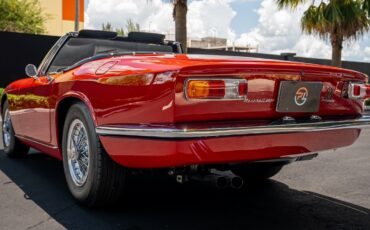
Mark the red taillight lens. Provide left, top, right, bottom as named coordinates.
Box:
left=185, top=79, right=247, bottom=100
left=238, top=82, right=248, bottom=96
left=348, top=82, right=366, bottom=99
left=353, top=84, right=361, bottom=96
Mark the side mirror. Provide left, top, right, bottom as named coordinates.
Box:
left=25, top=64, right=38, bottom=79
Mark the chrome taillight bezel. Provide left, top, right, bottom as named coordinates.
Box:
left=348, top=82, right=366, bottom=99
left=184, top=78, right=248, bottom=101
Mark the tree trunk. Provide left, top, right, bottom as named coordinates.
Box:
left=174, top=0, right=188, bottom=53
left=330, top=33, right=343, bottom=67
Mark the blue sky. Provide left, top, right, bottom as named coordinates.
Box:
left=84, top=0, right=370, bottom=62
left=229, top=1, right=260, bottom=36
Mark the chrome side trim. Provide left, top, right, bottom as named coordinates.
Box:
left=95, top=115, right=370, bottom=139
left=15, top=135, right=59, bottom=150
left=255, top=153, right=318, bottom=163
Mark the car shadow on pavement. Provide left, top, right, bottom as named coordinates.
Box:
left=0, top=152, right=370, bottom=230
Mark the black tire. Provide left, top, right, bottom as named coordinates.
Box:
left=2, top=100, right=29, bottom=157
left=62, top=102, right=127, bottom=207
left=231, top=163, right=284, bottom=182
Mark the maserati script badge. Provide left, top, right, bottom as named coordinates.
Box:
left=294, top=87, right=308, bottom=106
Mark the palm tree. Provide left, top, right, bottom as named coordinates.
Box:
left=148, top=0, right=188, bottom=52
left=277, top=0, right=370, bottom=67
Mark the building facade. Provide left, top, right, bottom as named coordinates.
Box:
left=188, top=37, right=258, bottom=53
left=39, top=0, right=84, bottom=36
left=189, top=37, right=227, bottom=49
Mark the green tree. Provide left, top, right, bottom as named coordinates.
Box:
left=148, top=0, right=188, bottom=52
left=126, top=19, right=140, bottom=33
left=102, top=19, right=140, bottom=37
left=102, top=22, right=113, bottom=31
left=277, top=0, right=370, bottom=67
left=116, top=28, right=125, bottom=36
left=0, top=0, right=45, bottom=34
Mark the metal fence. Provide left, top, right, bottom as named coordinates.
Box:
left=0, top=32, right=58, bottom=87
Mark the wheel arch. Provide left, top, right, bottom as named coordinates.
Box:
left=55, top=92, right=97, bottom=153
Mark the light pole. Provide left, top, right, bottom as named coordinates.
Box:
left=74, top=0, right=80, bottom=31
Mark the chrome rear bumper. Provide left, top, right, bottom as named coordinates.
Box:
left=96, top=115, right=370, bottom=139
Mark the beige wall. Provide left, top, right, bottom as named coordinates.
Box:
left=39, top=0, right=84, bottom=36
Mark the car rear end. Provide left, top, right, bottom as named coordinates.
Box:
left=97, top=56, right=370, bottom=169
left=174, top=59, right=367, bottom=122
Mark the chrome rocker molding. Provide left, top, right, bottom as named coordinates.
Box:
left=95, top=115, right=370, bottom=140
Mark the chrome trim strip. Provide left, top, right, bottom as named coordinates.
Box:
left=255, top=153, right=318, bottom=163
left=348, top=82, right=366, bottom=99
left=15, top=135, right=59, bottom=150
left=95, top=115, right=370, bottom=139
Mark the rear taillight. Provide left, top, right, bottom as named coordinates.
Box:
left=348, top=82, right=367, bottom=99
left=185, top=79, right=247, bottom=100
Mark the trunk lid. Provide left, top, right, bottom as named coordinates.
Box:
left=172, top=55, right=366, bottom=123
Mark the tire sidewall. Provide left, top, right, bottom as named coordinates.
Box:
left=62, top=102, right=99, bottom=203
left=2, top=101, right=16, bottom=155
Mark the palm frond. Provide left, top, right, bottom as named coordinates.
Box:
left=362, top=0, right=370, bottom=15
left=301, top=0, right=370, bottom=41
left=276, top=0, right=309, bottom=10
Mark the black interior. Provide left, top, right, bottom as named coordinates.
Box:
left=48, top=37, right=174, bottom=73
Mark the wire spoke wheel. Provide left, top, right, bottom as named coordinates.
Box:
left=67, top=119, right=90, bottom=187
left=1, top=101, right=29, bottom=157
left=62, top=102, right=127, bottom=207
left=2, top=108, right=12, bottom=148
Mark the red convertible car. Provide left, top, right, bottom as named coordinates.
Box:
left=2, top=30, right=370, bottom=207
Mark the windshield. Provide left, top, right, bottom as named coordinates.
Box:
left=47, top=37, right=174, bottom=73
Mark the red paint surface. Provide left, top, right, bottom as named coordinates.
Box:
left=3, top=54, right=368, bottom=168
left=365, top=85, right=370, bottom=98
left=101, top=129, right=361, bottom=168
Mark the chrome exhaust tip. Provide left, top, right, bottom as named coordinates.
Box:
left=230, top=176, right=243, bottom=189
left=215, top=176, right=228, bottom=189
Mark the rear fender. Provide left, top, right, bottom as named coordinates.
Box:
left=55, top=91, right=97, bottom=157
left=56, top=91, right=97, bottom=126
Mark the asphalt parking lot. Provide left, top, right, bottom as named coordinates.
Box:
left=0, top=129, right=370, bottom=230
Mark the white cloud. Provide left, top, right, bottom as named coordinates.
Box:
left=85, top=0, right=237, bottom=41
left=85, top=0, right=173, bottom=34
left=342, top=41, right=362, bottom=60
left=364, top=47, right=370, bottom=61
left=235, top=0, right=332, bottom=58
left=292, top=36, right=331, bottom=59
left=187, top=0, right=236, bottom=41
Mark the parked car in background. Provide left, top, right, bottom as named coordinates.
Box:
left=2, top=30, right=370, bottom=207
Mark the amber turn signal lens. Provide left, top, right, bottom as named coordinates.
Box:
left=185, top=79, right=247, bottom=100
left=187, top=80, right=225, bottom=99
